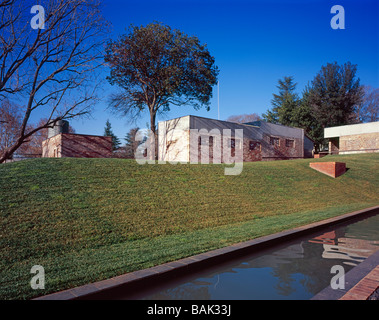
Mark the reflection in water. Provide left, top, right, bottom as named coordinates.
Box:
left=126, top=213, right=379, bottom=300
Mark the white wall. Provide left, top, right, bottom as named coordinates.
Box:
left=158, top=116, right=190, bottom=162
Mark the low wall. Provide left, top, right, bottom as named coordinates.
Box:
left=309, top=162, right=346, bottom=178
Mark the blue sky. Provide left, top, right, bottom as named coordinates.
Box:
left=66, top=0, right=378, bottom=141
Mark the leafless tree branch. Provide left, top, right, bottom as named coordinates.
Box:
left=0, top=0, right=109, bottom=163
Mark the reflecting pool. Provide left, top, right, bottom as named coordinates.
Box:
left=120, top=211, right=379, bottom=300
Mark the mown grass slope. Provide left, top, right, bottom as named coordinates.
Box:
left=0, top=153, right=378, bottom=299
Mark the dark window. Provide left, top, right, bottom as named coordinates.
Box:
left=286, top=139, right=294, bottom=148
left=249, top=141, right=261, bottom=151
left=199, top=136, right=213, bottom=146
left=229, top=138, right=236, bottom=149
left=270, top=137, right=280, bottom=146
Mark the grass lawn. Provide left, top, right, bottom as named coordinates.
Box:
left=1, top=153, right=378, bottom=299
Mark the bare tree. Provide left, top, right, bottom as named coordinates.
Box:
left=226, top=113, right=261, bottom=124
left=0, top=99, right=22, bottom=159
left=355, top=86, right=379, bottom=123
left=0, top=0, right=109, bottom=163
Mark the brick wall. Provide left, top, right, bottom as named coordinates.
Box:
left=309, top=162, right=346, bottom=178
left=42, top=133, right=112, bottom=158
left=314, top=153, right=328, bottom=159
left=261, top=133, right=303, bottom=160
left=242, top=138, right=262, bottom=162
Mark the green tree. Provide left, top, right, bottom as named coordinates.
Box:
left=263, top=76, right=299, bottom=126
left=104, top=119, right=121, bottom=150
left=104, top=22, right=219, bottom=159
left=226, top=113, right=261, bottom=124
left=124, top=127, right=141, bottom=159
left=308, top=62, right=363, bottom=128
left=263, top=77, right=325, bottom=151
left=293, top=86, right=324, bottom=151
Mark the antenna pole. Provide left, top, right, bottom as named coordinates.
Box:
left=217, top=81, right=220, bottom=120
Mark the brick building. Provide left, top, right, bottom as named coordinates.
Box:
left=42, top=120, right=112, bottom=158
left=324, top=121, right=379, bottom=155
left=158, top=115, right=314, bottom=163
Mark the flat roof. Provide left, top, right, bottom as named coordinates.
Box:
left=158, top=114, right=260, bottom=128
left=324, top=121, right=379, bottom=138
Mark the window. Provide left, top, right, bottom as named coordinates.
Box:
left=249, top=141, right=261, bottom=151
left=209, top=136, right=214, bottom=146
left=229, top=138, right=236, bottom=149
left=199, top=136, right=214, bottom=146
left=228, top=138, right=241, bottom=149
left=285, top=139, right=294, bottom=148
left=270, top=137, right=280, bottom=146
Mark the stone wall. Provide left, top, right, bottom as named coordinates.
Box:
left=339, top=132, right=379, bottom=154
left=42, top=134, right=62, bottom=157
left=188, top=132, right=303, bottom=163
left=158, top=116, right=312, bottom=163
left=329, top=138, right=340, bottom=155
left=42, top=133, right=112, bottom=158
left=191, top=136, right=262, bottom=163
left=184, top=132, right=304, bottom=163
left=158, top=116, right=190, bottom=162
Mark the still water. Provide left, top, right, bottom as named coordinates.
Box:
left=124, top=212, right=379, bottom=300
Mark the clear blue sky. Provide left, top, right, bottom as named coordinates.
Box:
left=66, top=0, right=379, bottom=141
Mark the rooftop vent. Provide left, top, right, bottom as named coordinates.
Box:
left=47, top=120, right=69, bottom=138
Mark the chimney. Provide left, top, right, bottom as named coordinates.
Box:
left=47, top=120, right=69, bottom=138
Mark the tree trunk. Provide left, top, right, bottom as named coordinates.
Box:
left=0, top=150, right=11, bottom=163
left=0, top=138, right=24, bottom=163
left=150, top=110, right=158, bottom=161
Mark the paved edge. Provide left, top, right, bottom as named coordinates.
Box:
left=340, top=264, right=379, bottom=300
left=33, top=205, right=379, bottom=300
left=312, top=249, right=379, bottom=300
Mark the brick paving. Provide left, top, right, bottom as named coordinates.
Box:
left=339, top=265, right=379, bottom=300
